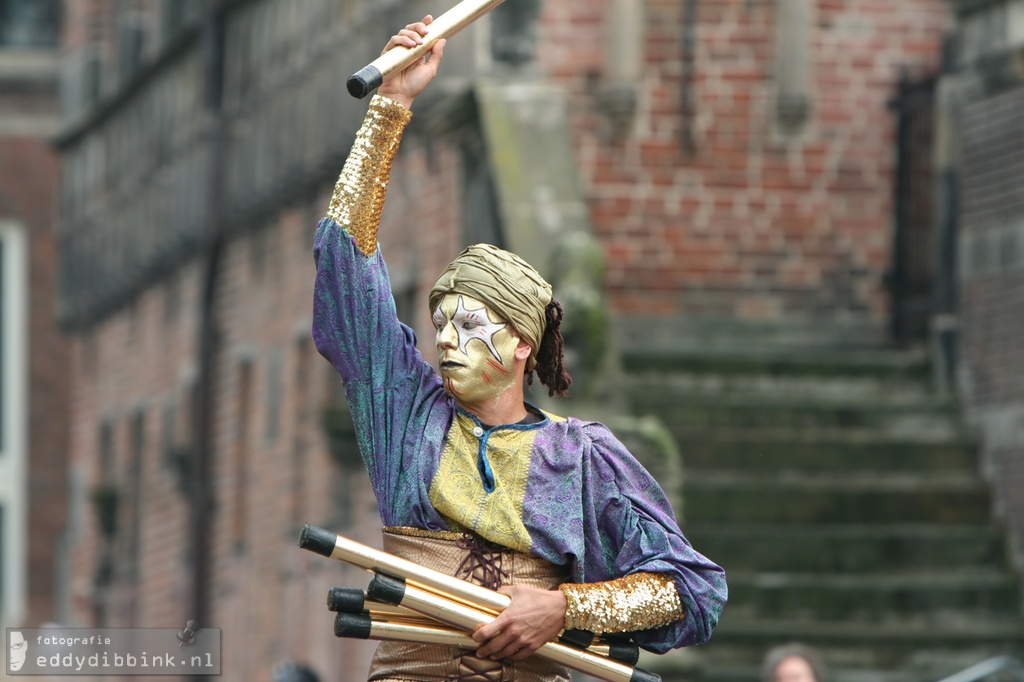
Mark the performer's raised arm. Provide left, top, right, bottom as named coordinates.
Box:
left=312, top=17, right=446, bottom=381
left=325, top=19, right=445, bottom=257
left=311, top=20, right=450, bottom=511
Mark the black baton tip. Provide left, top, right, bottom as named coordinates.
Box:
left=327, top=587, right=366, bottom=613
left=334, top=612, right=373, bottom=639
left=558, top=629, right=594, bottom=649
left=347, top=65, right=384, bottom=99
left=608, top=641, right=641, bottom=667
left=298, top=524, right=337, bottom=558
left=629, top=668, right=662, bottom=682
left=366, top=573, right=407, bottom=606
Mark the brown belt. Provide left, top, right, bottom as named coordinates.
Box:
left=367, top=527, right=571, bottom=682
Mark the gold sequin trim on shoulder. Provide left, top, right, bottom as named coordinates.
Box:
left=326, top=94, right=412, bottom=256
left=382, top=526, right=468, bottom=541
left=559, top=572, right=684, bottom=634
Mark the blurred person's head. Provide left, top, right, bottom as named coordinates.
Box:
left=272, top=662, right=319, bottom=682
left=761, top=643, right=825, bottom=682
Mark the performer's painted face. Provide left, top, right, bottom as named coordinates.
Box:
left=433, top=294, right=520, bottom=403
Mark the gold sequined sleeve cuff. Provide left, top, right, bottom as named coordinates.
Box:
left=559, top=572, right=684, bottom=635
left=325, top=94, right=413, bottom=256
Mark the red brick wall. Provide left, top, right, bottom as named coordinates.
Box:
left=538, top=0, right=950, bottom=324
left=0, top=131, right=68, bottom=626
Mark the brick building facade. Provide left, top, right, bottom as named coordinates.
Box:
left=52, top=0, right=961, bottom=680
left=0, top=0, right=69, bottom=634
left=548, top=0, right=950, bottom=352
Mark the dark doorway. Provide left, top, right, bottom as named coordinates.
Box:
left=890, top=73, right=940, bottom=345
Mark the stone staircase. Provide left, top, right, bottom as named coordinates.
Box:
left=619, top=350, right=1024, bottom=682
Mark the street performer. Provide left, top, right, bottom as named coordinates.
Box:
left=312, top=17, right=727, bottom=682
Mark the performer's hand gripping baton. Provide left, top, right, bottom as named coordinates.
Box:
left=310, top=528, right=616, bottom=649
left=298, top=525, right=660, bottom=682
left=327, top=586, right=641, bottom=665
left=347, top=0, right=507, bottom=98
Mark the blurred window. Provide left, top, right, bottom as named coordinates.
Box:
left=0, top=0, right=59, bottom=48
left=265, top=350, right=282, bottom=443
left=60, top=48, right=101, bottom=121
left=118, top=23, right=147, bottom=83
left=161, top=400, right=177, bottom=471
left=162, top=0, right=204, bottom=40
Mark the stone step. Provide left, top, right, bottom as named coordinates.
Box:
left=625, top=370, right=939, bottom=403
left=619, top=351, right=1024, bottom=682
left=622, top=348, right=932, bottom=383
left=673, top=430, right=978, bottom=474
left=684, top=523, right=1011, bottom=574
left=628, top=393, right=964, bottom=435
left=685, top=474, right=991, bottom=524
left=723, top=571, right=1021, bottom=623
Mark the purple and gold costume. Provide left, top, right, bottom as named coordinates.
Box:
left=311, top=96, right=726, bottom=667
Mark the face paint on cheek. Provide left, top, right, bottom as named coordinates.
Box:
left=486, top=358, right=511, bottom=376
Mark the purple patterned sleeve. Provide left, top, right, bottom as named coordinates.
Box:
left=579, top=423, right=727, bottom=651
left=311, top=218, right=451, bottom=527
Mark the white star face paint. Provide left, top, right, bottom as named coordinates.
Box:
left=433, top=294, right=520, bottom=404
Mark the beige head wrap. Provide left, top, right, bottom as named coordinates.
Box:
left=429, top=244, right=552, bottom=370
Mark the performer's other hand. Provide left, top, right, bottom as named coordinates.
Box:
left=472, top=585, right=567, bottom=661
left=378, top=16, right=446, bottom=110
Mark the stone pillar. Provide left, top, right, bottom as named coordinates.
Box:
left=774, top=0, right=812, bottom=131
left=599, top=0, right=645, bottom=136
